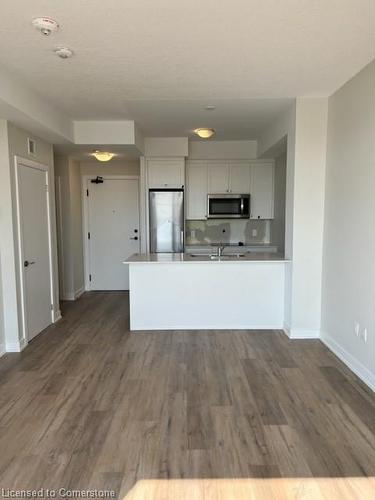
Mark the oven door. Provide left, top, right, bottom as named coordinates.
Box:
left=207, top=194, right=250, bottom=219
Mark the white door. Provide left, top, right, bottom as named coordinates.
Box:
left=87, top=178, right=140, bottom=290
left=208, top=164, right=230, bottom=193
left=18, top=163, right=53, bottom=341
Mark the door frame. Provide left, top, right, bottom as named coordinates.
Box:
left=14, top=156, right=56, bottom=343
left=82, top=175, right=141, bottom=291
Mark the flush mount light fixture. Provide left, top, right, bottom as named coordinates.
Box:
left=194, top=128, right=215, bottom=139
left=92, top=150, right=115, bottom=162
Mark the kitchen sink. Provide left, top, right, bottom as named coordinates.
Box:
left=188, top=253, right=245, bottom=259
left=210, top=254, right=245, bottom=260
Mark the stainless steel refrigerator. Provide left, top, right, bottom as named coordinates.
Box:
left=149, top=189, right=184, bottom=253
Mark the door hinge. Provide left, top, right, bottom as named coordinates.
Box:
left=86, top=189, right=89, bottom=197
left=50, top=304, right=54, bottom=311
left=89, top=274, right=92, bottom=282
left=88, top=232, right=91, bottom=240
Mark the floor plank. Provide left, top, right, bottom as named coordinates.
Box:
left=0, top=291, right=374, bottom=500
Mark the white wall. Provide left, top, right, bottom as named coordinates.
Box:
left=0, top=121, right=58, bottom=351
left=0, top=252, right=5, bottom=355
left=70, top=160, right=84, bottom=293
left=80, top=160, right=139, bottom=176
left=321, top=61, right=375, bottom=389
left=290, top=99, right=328, bottom=337
left=258, top=99, right=328, bottom=338
left=55, top=156, right=73, bottom=298
left=144, top=137, right=188, bottom=157
left=271, top=152, right=286, bottom=252
left=55, top=157, right=85, bottom=300
left=188, top=140, right=257, bottom=160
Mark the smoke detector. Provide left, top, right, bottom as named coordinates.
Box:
left=54, top=47, right=74, bottom=59
left=32, top=17, right=59, bottom=36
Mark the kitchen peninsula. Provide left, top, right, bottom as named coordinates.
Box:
left=125, top=252, right=288, bottom=331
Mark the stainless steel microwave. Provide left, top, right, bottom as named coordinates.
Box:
left=207, top=193, right=250, bottom=219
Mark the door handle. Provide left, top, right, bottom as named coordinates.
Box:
left=24, top=260, right=35, bottom=267
left=130, top=236, right=138, bottom=241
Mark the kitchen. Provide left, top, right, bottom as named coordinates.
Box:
left=126, top=137, right=288, bottom=331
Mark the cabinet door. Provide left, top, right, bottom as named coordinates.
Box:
left=229, top=163, right=251, bottom=193
left=251, top=163, right=274, bottom=219
left=208, top=164, right=230, bottom=193
left=148, top=160, right=185, bottom=188
left=186, top=163, right=208, bottom=220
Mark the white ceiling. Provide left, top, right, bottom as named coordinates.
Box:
left=0, top=1, right=375, bottom=139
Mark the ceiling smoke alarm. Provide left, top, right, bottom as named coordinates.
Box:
left=54, top=47, right=74, bottom=59
left=32, top=17, right=59, bottom=36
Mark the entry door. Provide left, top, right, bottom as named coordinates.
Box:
left=18, top=163, right=53, bottom=341
left=87, top=178, right=140, bottom=290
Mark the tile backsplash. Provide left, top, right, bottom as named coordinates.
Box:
left=186, top=219, right=271, bottom=245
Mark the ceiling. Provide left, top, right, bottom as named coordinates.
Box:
left=0, top=1, right=375, bottom=139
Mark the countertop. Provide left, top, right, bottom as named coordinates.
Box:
left=125, top=252, right=289, bottom=264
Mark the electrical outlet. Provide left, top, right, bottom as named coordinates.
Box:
left=252, top=229, right=257, bottom=237
left=354, top=322, right=360, bottom=337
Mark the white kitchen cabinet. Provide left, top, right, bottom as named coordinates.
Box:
left=229, top=162, right=251, bottom=193
left=208, top=164, right=230, bottom=193
left=250, top=163, right=274, bottom=219
left=147, top=159, right=185, bottom=188
left=186, top=162, right=208, bottom=220
left=208, top=162, right=251, bottom=194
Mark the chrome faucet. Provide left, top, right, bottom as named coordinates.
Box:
left=217, top=243, right=226, bottom=257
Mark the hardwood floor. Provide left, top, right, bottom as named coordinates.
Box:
left=0, top=291, right=374, bottom=499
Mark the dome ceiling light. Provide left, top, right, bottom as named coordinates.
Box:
left=194, top=128, right=215, bottom=139
left=92, top=150, right=115, bottom=162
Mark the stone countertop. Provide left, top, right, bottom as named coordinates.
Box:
left=125, top=252, right=289, bottom=264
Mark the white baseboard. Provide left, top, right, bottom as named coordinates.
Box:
left=54, top=309, right=62, bottom=322
left=6, top=337, right=28, bottom=353
left=283, top=323, right=320, bottom=339
left=74, top=287, right=85, bottom=299
left=62, top=286, right=85, bottom=301
left=321, top=331, right=375, bottom=393
left=130, top=324, right=284, bottom=331
left=0, top=343, right=6, bottom=357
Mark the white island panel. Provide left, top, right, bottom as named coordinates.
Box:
left=129, top=262, right=286, bottom=330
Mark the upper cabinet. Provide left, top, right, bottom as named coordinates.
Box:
left=147, top=159, right=185, bottom=188
left=185, top=160, right=274, bottom=220
left=250, top=162, right=274, bottom=219
left=207, top=163, right=230, bottom=193
left=228, top=162, right=251, bottom=193
left=186, top=162, right=208, bottom=220
left=207, top=162, right=250, bottom=194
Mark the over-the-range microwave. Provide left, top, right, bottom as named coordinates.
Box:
left=207, top=193, right=250, bottom=219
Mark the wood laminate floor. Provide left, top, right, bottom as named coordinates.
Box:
left=0, top=292, right=374, bottom=499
